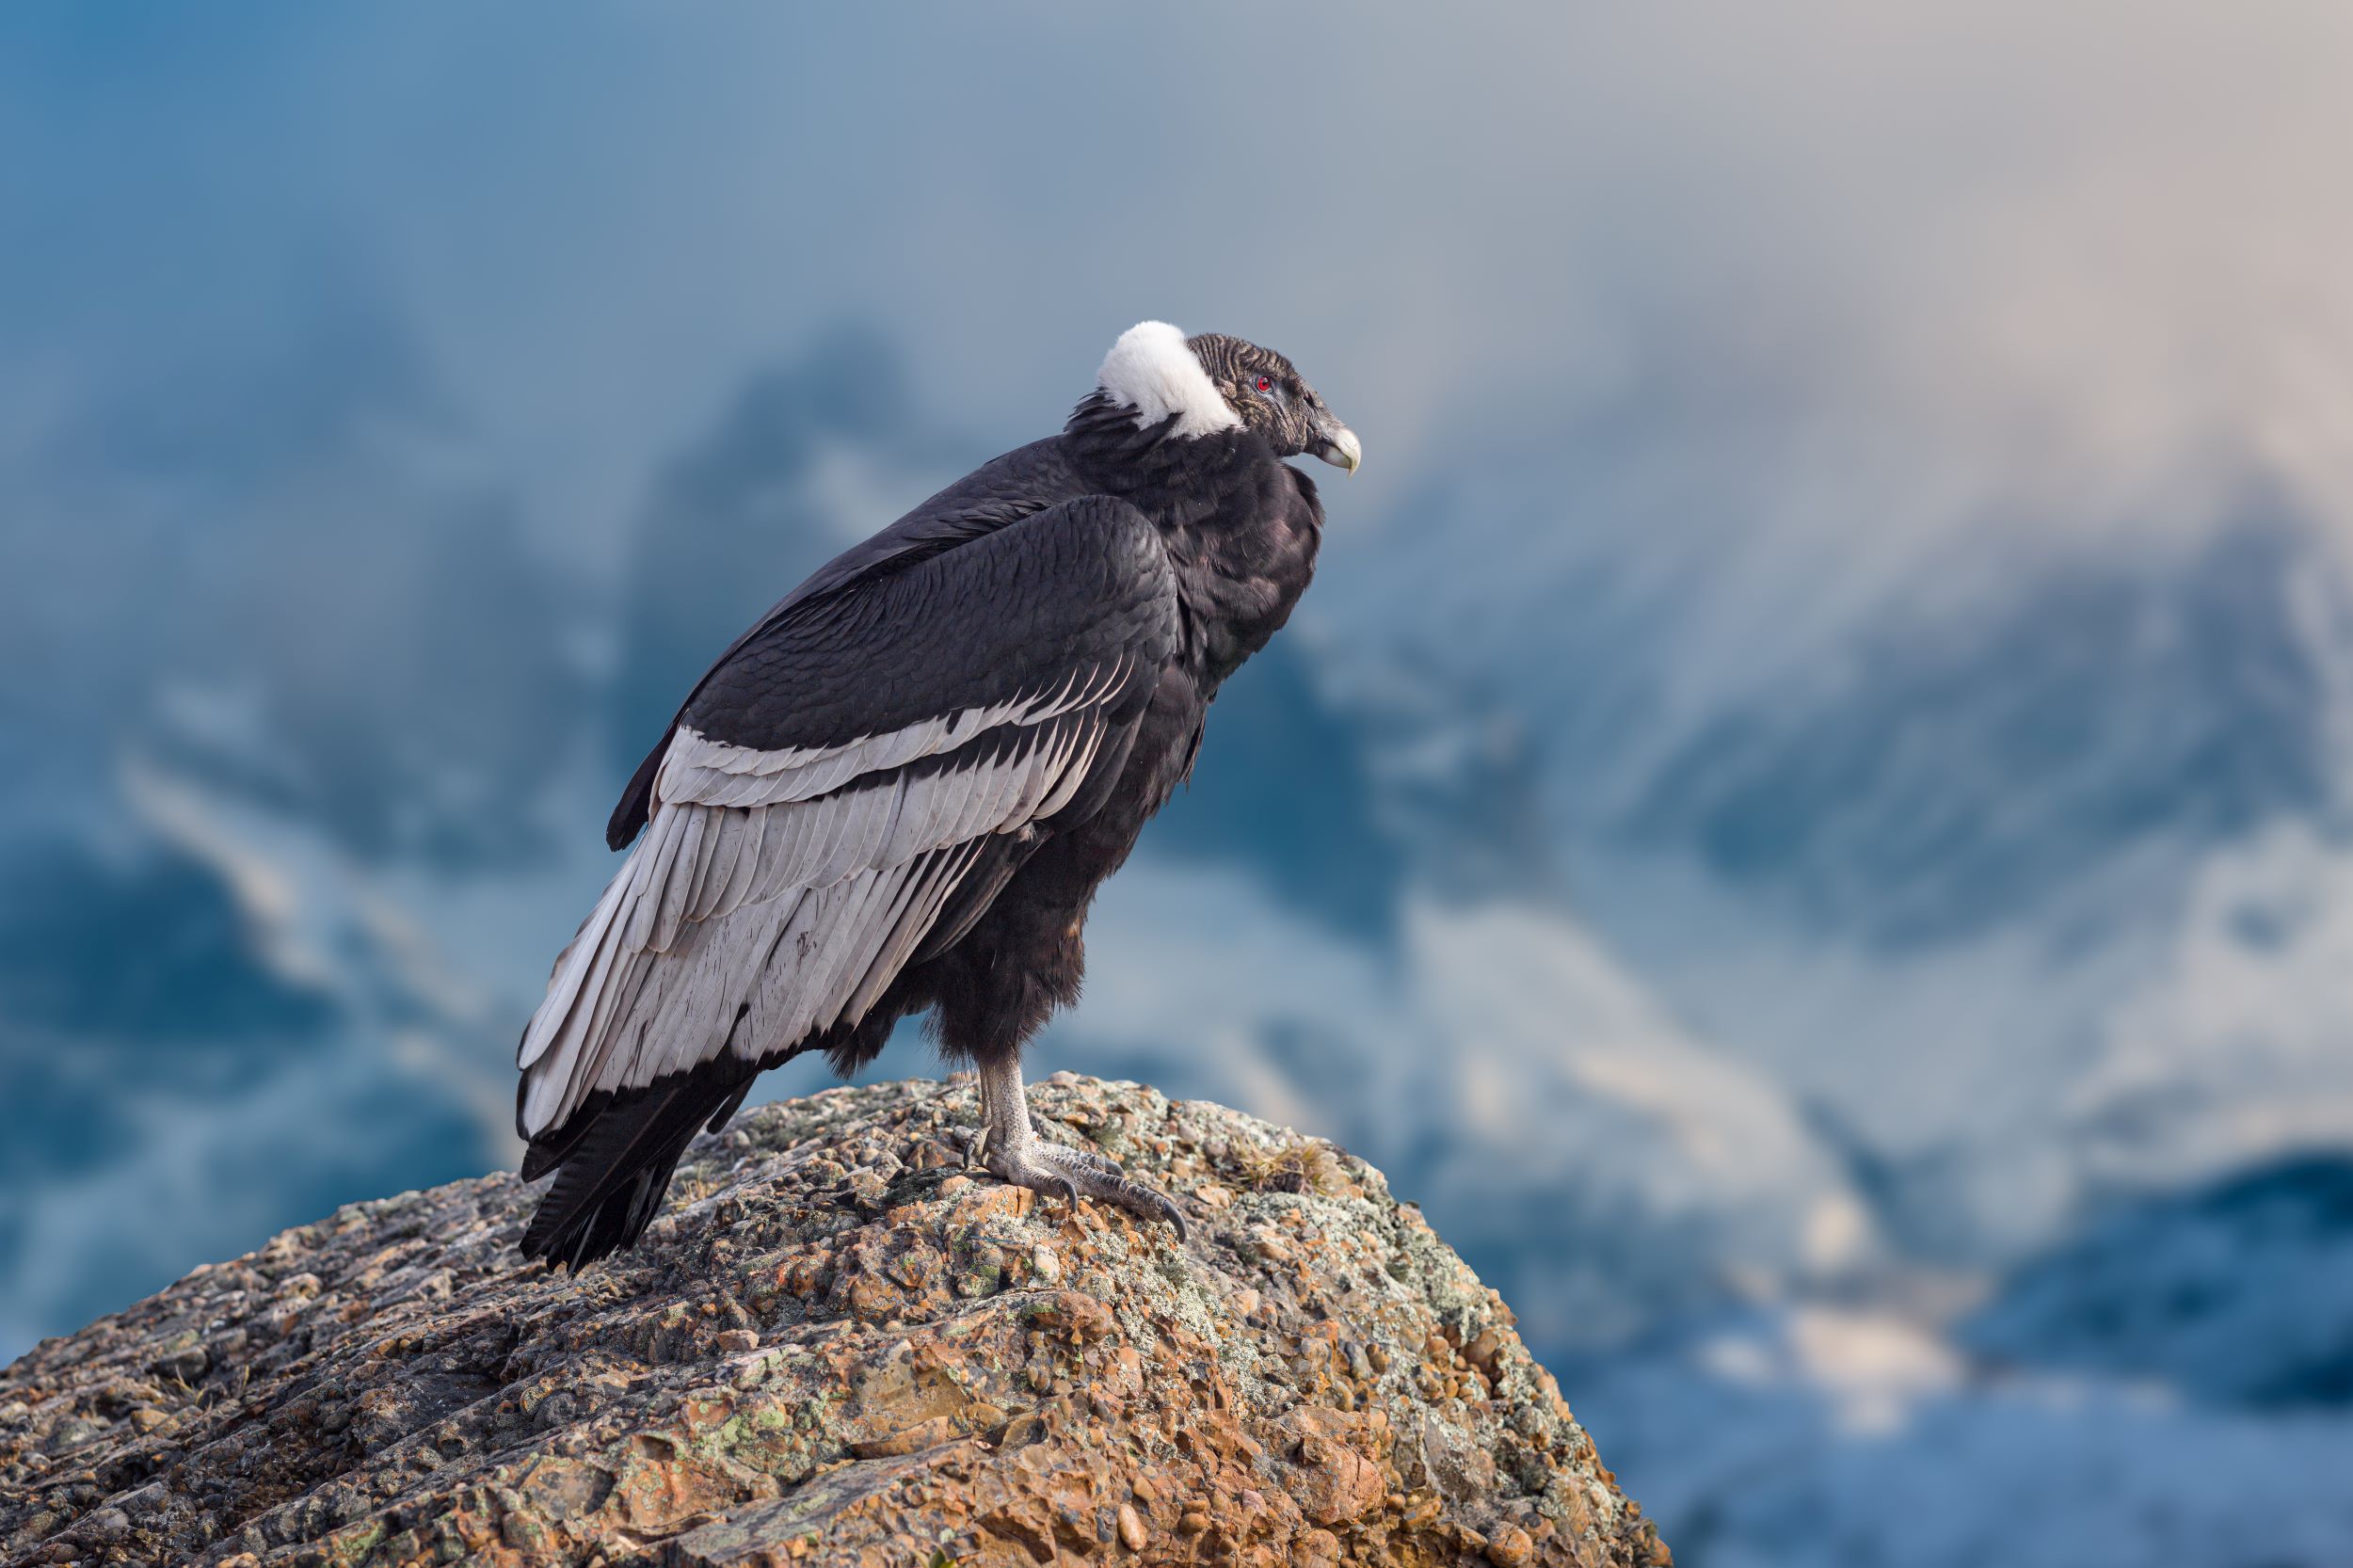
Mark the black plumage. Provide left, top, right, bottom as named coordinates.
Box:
left=516, top=322, right=1358, bottom=1267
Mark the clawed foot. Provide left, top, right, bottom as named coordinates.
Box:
left=957, top=1125, right=1188, bottom=1242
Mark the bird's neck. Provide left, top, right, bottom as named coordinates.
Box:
left=1061, top=394, right=1318, bottom=686
left=1062, top=393, right=1266, bottom=521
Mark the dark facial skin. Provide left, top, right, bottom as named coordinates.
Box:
left=1186, top=332, right=1361, bottom=472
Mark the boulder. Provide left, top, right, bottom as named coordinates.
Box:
left=0, top=1075, right=1667, bottom=1567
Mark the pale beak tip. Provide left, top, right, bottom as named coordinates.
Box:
left=1318, top=426, right=1363, bottom=474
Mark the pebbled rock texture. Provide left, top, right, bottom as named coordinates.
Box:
left=1, top=1074, right=1668, bottom=1568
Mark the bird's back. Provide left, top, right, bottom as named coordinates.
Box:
left=607, top=438, right=1091, bottom=850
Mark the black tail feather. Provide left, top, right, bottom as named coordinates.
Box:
left=519, top=1069, right=751, bottom=1271
left=519, top=1072, right=600, bottom=1182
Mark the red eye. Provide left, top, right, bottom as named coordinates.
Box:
left=1256, top=376, right=1273, bottom=392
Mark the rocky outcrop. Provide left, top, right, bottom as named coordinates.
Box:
left=1, top=1074, right=1668, bottom=1567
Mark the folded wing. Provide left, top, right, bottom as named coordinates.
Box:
left=515, top=496, right=1177, bottom=1194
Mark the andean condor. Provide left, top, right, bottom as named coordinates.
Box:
left=515, top=321, right=1360, bottom=1269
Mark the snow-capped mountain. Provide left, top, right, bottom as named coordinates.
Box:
left=1966, top=1154, right=2353, bottom=1408
left=1327, top=425, right=2353, bottom=1250
left=1568, top=1302, right=2353, bottom=1568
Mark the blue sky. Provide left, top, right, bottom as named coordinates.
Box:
left=9, top=3, right=2348, bottom=587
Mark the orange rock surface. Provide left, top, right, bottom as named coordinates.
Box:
left=1, top=1075, right=1668, bottom=1567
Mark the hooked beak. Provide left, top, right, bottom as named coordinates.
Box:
left=1311, top=419, right=1362, bottom=474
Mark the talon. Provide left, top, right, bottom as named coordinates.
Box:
left=965, top=1126, right=989, bottom=1170
left=1154, top=1193, right=1189, bottom=1242
left=1054, top=1176, right=1080, bottom=1209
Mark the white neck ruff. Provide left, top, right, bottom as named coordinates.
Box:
left=1096, top=321, right=1242, bottom=438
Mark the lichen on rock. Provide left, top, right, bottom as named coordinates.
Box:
left=0, top=1074, right=1669, bottom=1567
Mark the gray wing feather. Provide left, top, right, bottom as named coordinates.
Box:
left=517, top=703, right=1127, bottom=1138
left=710, top=808, right=767, bottom=920
left=521, top=495, right=1181, bottom=1143
left=844, top=838, right=983, bottom=1021
left=652, top=807, right=706, bottom=952
left=655, top=680, right=1106, bottom=811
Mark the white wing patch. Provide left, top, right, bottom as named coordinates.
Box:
left=657, top=655, right=1127, bottom=808
left=516, top=690, right=1120, bottom=1140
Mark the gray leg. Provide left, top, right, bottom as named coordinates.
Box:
left=966, top=1055, right=1187, bottom=1240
